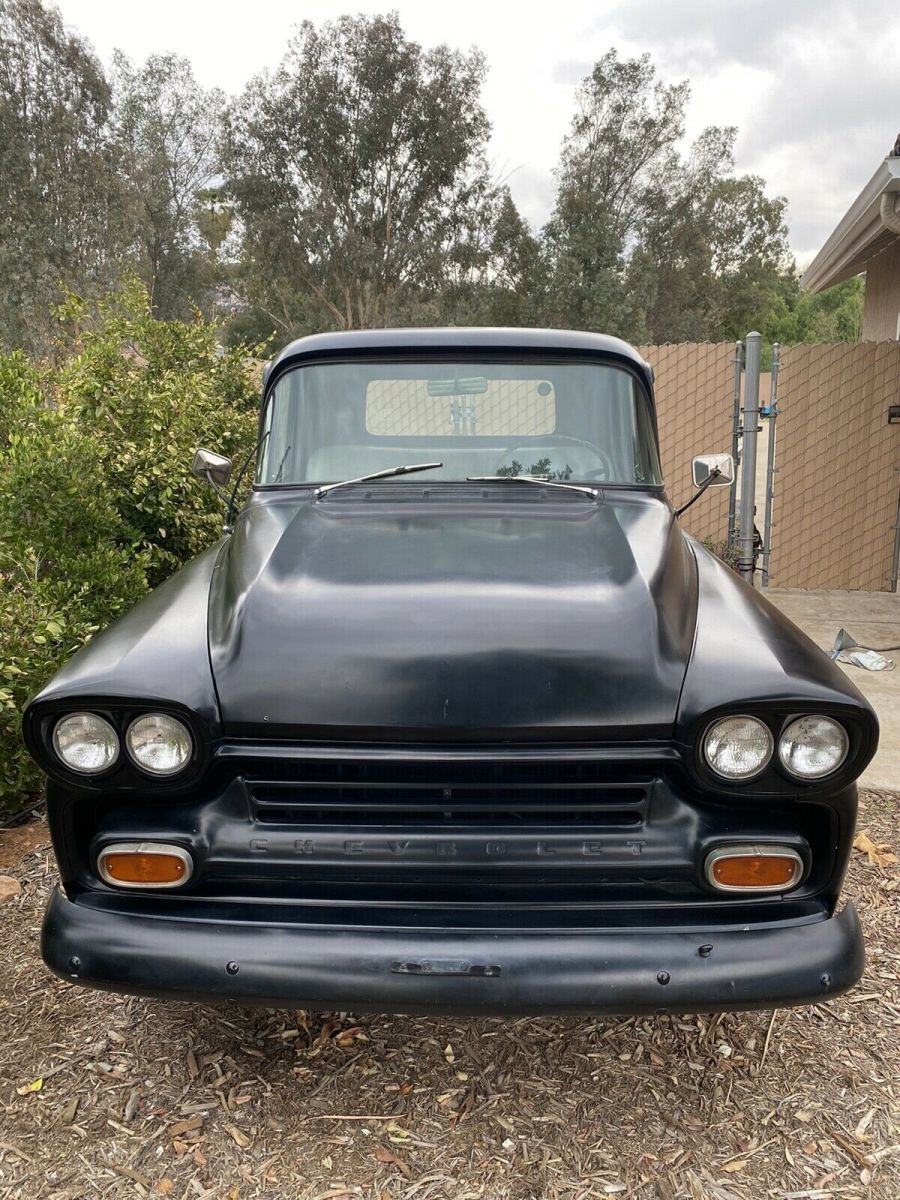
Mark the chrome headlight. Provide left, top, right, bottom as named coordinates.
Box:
left=125, top=713, right=193, bottom=776
left=52, top=713, right=120, bottom=775
left=703, top=715, right=773, bottom=781
left=779, top=715, right=848, bottom=779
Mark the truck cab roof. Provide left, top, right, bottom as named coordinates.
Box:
left=267, top=327, right=654, bottom=390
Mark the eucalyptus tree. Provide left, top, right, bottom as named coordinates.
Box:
left=631, top=125, right=791, bottom=342
left=542, top=49, right=689, bottom=339
left=0, top=0, right=125, bottom=351
left=222, top=12, right=495, bottom=336
left=544, top=49, right=791, bottom=343
left=111, top=51, right=226, bottom=319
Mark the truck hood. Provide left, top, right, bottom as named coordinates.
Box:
left=208, top=491, right=697, bottom=741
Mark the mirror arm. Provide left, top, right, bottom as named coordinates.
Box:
left=675, top=468, right=721, bottom=518
left=227, top=429, right=270, bottom=517
left=205, top=469, right=237, bottom=532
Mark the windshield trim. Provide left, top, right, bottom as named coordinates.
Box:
left=256, top=352, right=662, bottom=490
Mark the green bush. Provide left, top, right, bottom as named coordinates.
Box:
left=0, top=282, right=261, bottom=815
left=700, top=534, right=741, bottom=571
left=56, top=281, right=262, bottom=584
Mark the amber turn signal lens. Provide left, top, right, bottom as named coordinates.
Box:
left=97, top=843, right=192, bottom=889
left=706, top=845, right=802, bottom=892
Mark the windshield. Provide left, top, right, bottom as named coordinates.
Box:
left=257, top=359, right=661, bottom=487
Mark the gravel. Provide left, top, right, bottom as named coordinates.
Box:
left=1, top=790, right=897, bottom=1200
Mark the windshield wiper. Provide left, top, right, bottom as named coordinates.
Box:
left=466, top=475, right=598, bottom=499
left=315, top=461, right=443, bottom=500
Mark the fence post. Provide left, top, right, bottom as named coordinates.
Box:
left=726, top=340, right=743, bottom=552
left=738, top=331, right=762, bottom=583
left=761, top=342, right=780, bottom=587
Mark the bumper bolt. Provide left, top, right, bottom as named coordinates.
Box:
left=68, top=956, right=81, bottom=973
left=226, top=961, right=240, bottom=976
left=657, top=970, right=671, bottom=986
left=820, top=972, right=832, bottom=988
left=698, top=944, right=713, bottom=957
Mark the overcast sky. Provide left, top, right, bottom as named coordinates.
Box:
left=58, top=0, right=900, bottom=264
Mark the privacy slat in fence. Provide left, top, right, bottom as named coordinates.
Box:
left=638, top=342, right=736, bottom=544
left=771, top=341, right=900, bottom=591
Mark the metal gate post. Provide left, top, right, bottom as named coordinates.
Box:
left=761, top=343, right=780, bottom=587
left=726, top=340, right=743, bottom=552
left=738, top=332, right=762, bottom=583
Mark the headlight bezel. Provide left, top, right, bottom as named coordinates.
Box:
left=34, top=701, right=206, bottom=789
left=693, top=704, right=863, bottom=791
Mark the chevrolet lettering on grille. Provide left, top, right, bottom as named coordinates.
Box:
left=247, top=836, right=648, bottom=863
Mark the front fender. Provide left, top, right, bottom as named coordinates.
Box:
left=23, top=542, right=225, bottom=743
left=676, top=541, right=878, bottom=782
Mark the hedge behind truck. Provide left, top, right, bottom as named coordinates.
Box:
left=0, top=284, right=260, bottom=815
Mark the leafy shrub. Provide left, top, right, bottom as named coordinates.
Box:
left=700, top=534, right=741, bottom=571
left=0, top=282, right=261, bottom=814
left=56, top=281, right=261, bottom=584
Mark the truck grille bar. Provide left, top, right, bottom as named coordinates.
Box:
left=245, top=758, right=650, bottom=829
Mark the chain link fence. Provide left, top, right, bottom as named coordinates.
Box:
left=637, top=342, right=736, bottom=543
left=768, top=341, right=900, bottom=591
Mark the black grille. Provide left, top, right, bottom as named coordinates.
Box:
left=220, top=758, right=663, bottom=908
left=246, top=758, right=649, bottom=829
left=252, top=797, right=643, bottom=827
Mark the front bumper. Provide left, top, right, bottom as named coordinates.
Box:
left=42, top=888, right=864, bottom=1015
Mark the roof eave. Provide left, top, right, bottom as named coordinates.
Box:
left=801, top=158, right=900, bottom=294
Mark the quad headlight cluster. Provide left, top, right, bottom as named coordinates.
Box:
left=703, top=713, right=849, bottom=782
left=51, top=711, right=194, bottom=777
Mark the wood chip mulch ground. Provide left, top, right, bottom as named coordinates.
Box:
left=1, top=790, right=897, bottom=1200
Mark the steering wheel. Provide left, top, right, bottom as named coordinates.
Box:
left=494, top=435, right=614, bottom=483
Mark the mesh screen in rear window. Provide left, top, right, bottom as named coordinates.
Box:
left=365, top=378, right=556, bottom=436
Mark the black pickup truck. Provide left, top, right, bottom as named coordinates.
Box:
left=25, top=328, right=877, bottom=1015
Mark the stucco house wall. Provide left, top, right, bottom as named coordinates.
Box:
left=862, top=237, right=900, bottom=340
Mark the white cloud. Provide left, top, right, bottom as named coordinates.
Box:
left=54, top=0, right=900, bottom=255
left=590, top=0, right=900, bottom=257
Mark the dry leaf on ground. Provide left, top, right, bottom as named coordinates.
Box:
left=854, top=831, right=898, bottom=868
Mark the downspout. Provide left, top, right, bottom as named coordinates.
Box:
left=880, top=191, right=900, bottom=234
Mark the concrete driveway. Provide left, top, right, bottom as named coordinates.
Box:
left=765, top=587, right=900, bottom=791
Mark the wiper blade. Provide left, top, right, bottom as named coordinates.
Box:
left=466, top=475, right=598, bottom=499
left=315, top=461, right=443, bottom=499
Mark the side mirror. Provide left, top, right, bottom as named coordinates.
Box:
left=191, top=448, right=233, bottom=488
left=692, top=453, right=734, bottom=489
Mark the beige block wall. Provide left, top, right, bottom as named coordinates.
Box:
left=862, top=237, right=900, bottom=341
